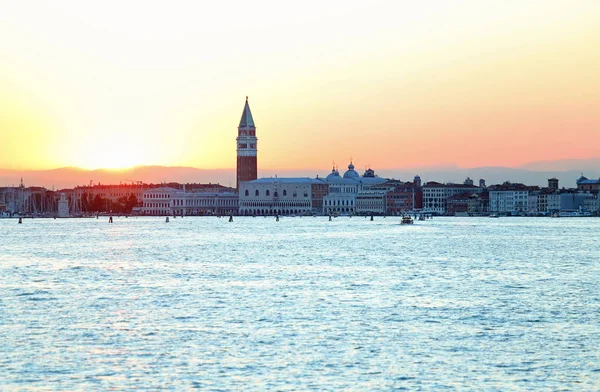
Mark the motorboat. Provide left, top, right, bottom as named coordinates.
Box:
left=401, top=216, right=414, bottom=225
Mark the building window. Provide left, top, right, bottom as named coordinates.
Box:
left=255, top=190, right=259, bottom=196
left=245, top=190, right=249, bottom=196
left=283, top=190, right=287, bottom=196
left=266, top=190, right=270, bottom=196
left=293, top=192, right=297, bottom=197
left=274, top=192, right=278, bottom=197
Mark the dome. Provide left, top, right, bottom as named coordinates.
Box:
left=326, top=168, right=341, bottom=181
left=343, top=163, right=360, bottom=179
left=363, top=168, right=375, bottom=178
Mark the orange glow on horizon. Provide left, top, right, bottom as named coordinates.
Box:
left=0, top=1, right=599, bottom=172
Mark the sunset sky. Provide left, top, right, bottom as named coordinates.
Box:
left=1, top=0, right=599, bottom=172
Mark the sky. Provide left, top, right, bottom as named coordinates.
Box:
left=1, top=0, right=599, bottom=172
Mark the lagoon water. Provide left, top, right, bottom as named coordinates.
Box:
left=1, top=216, right=599, bottom=390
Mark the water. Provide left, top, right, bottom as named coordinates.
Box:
left=1, top=216, right=599, bottom=390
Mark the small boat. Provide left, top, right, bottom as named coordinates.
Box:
left=559, top=211, right=592, bottom=217
left=489, top=214, right=499, bottom=218
left=401, top=216, right=414, bottom=225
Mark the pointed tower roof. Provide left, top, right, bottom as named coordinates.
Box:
left=238, top=96, right=255, bottom=128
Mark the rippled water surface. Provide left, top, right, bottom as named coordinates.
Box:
left=1, top=216, right=599, bottom=390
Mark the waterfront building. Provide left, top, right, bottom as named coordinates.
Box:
left=322, top=166, right=357, bottom=215
left=585, top=193, right=600, bottom=213
left=385, top=180, right=422, bottom=215
left=0, top=182, right=71, bottom=216
left=322, top=164, right=388, bottom=215
left=470, top=191, right=490, bottom=214
left=422, top=179, right=482, bottom=215
left=531, top=186, right=597, bottom=215
left=528, top=191, right=539, bottom=214
left=446, top=193, right=471, bottom=215
left=141, top=187, right=177, bottom=216
left=311, top=178, right=329, bottom=212
left=57, top=193, right=69, bottom=218
left=528, top=189, right=553, bottom=215
left=238, top=178, right=323, bottom=215
left=559, top=192, right=597, bottom=213
left=171, top=191, right=238, bottom=216
left=0, top=187, right=21, bottom=213
left=236, top=97, right=258, bottom=189
left=536, top=189, right=551, bottom=214
left=547, top=192, right=561, bottom=213
left=446, top=192, right=489, bottom=215
left=576, top=175, right=600, bottom=192
left=141, top=187, right=238, bottom=216
left=488, top=183, right=538, bottom=214
left=74, top=183, right=233, bottom=214
left=355, top=189, right=389, bottom=215
left=73, top=184, right=153, bottom=213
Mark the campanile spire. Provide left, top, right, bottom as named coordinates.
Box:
left=236, top=97, right=258, bottom=189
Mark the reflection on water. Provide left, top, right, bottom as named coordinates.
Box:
left=1, top=217, right=599, bottom=390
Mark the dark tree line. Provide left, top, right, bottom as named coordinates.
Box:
left=81, top=193, right=138, bottom=213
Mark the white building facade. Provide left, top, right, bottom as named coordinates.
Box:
left=141, top=187, right=238, bottom=216
left=141, top=187, right=178, bottom=215
left=322, top=164, right=387, bottom=215
left=422, top=181, right=482, bottom=214
left=528, top=192, right=539, bottom=214
left=355, top=190, right=388, bottom=215
left=238, top=178, right=323, bottom=215
left=489, top=185, right=532, bottom=214
left=57, top=193, right=70, bottom=218
left=547, top=193, right=561, bottom=213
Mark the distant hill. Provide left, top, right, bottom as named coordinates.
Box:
left=518, top=157, right=600, bottom=172
left=0, top=166, right=237, bottom=189
left=1, top=157, right=598, bottom=189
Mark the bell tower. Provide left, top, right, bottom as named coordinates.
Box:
left=236, top=97, right=258, bottom=189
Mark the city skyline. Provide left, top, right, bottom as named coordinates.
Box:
left=1, top=1, right=600, bottom=172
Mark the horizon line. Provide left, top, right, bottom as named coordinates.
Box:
left=1, top=159, right=600, bottom=174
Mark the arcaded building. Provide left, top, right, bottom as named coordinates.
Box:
left=238, top=178, right=327, bottom=215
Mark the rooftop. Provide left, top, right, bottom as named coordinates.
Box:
left=238, top=97, right=255, bottom=128
left=248, top=177, right=326, bottom=185
left=488, top=183, right=539, bottom=191
left=578, top=179, right=600, bottom=185
left=423, top=182, right=480, bottom=189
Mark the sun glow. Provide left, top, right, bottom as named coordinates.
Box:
left=75, top=142, right=148, bottom=170
left=1, top=1, right=599, bottom=172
